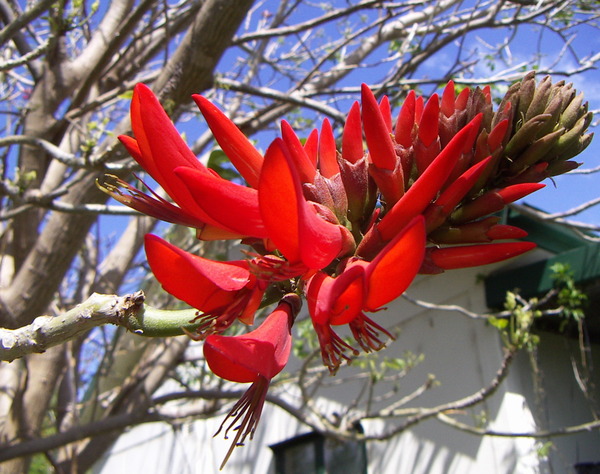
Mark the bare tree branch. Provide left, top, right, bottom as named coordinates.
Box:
left=0, top=292, right=200, bottom=362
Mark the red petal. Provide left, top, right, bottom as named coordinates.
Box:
left=429, top=241, right=537, bottom=269
left=193, top=95, right=263, bottom=188
left=488, top=119, right=509, bottom=151
left=498, top=183, right=545, bottom=203
left=342, top=101, right=364, bottom=163
left=129, top=84, right=216, bottom=221
left=259, top=139, right=344, bottom=269
left=441, top=81, right=455, bottom=117
left=424, top=156, right=493, bottom=231
left=203, top=298, right=294, bottom=382
left=364, top=216, right=425, bottom=310
left=486, top=225, right=529, bottom=241
left=175, top=167, right=267, bottom=238
left=318, top=119, right=340, bottom=178
left=456, top=87, right=470, bottom=110
left=118, top=135, right=142, bottom=161
left=303, top=128, right=319, bottom=169
left=419, top=93, right=440, bottom=147
left=144, top=234, right=249, bottom=310
left=307, top=268, right=365, bottom=326
left=395, top=90, right=416, bottom=147
left=281, top=120, right=316, bottom=183
left=379, top=95, right=393, bottom=132
left=361, top=84, right=396, bottom=170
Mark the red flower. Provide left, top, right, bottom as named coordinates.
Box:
left=118, top=84, right=241, bottom=240
left=98, top=75, right=591, bottom=467
left=144, top=234, right=265, bottom=332
left=258, top=138, right=354, bottom=270
left=307, top=216, right=426, bottom=373
left=204, top=294, right=300, bottom=468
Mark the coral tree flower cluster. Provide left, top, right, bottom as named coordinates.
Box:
left=98, top=72, right=591, bottom=465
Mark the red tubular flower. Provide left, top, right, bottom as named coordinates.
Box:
left=361, top=84, right=406, bottom=206
left=144, top=234, right=265, bottom=332
left=342, top=101, right=365, bottom=163
left=174, top=166, right=268, bottom=239
left=307, top=216, right=425, bottom=373
left=204, top=294, right=300, bottom=469
left=259, top=138, right=354, bottom=270
left=318, top=118, right=340, bottom=179
left=361, top=84, right=397, bottom=171
left=422, top=241, right=537, bottom=273
left=306, top=268, right=364, bottom=372
left=450, top=183, right=545, bottom=224
left=111, top=84, right=249, bottom=240
left=423, top=156, right=493, bottom=233
left=428, top=216, right=528, bottom=244
left=357, top=115, right=482, bottom=259
left=280, top=120, right=318, bottom=184
left=394, top=90, right=417, bottom=147
left=415, top=93, right=441, bottom=174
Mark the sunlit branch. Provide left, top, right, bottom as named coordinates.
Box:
left=0, top=135, right=136, bottom=171
left=232, top=0, right=390, bottom=44
left=0, top=292, right=200, bottom=362
left=436, top=412, right=600, bottom=438
left=215, top=78, right=346, bottom=121
left=511, top=204, right=600, bottom=234
left=0, top=40, right=49, bottom=72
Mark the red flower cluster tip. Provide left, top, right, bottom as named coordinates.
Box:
left=98, top=73, right=591, bottom=465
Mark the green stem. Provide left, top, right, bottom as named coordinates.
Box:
left=0, top=291, right=201, bottom=361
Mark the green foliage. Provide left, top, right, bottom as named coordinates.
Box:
left=13, top=168, right=37, bottom=191
left=207, top=149, right=243, bottom=182
left=352, top=351, right=425, bottom=383
left=549, top=262, right=587, bottom=324
left=293, top=317, right=320, bottom=359
left=489, top=291, right=541, bottom=351
left=80, top=117, right=112, bottom=157
left=490, top=263, right=588, bottom=348
left=536, top=440, right=554, bottom=459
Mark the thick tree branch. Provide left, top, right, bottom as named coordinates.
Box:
left=0, top=292, right=199, bottom=362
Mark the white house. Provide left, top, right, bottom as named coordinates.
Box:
left=93, top=206, right=600, bottom=474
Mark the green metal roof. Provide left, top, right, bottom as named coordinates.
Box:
left=485, top=205, right=600, bottom=309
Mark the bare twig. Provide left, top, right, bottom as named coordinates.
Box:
left=436, top=412, right=600, bottom=438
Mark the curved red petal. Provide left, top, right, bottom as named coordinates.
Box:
left=193, top=95, right=263, bottom=189
left=299, top=204, right=346, bottom=269
left=361, top=84, right=396, bottom=170
left=260, top=139, right=343, bottom=269
left=395, top=90, right=416, bottom=147
left=430, top=241, right=537, bottom=270
left=379, top=95, right=393, bottom=132
left=419, top=93, right=440, bottom=147
left=307, top=268, right=365, bottom=326
left=342, top=101, right=364, bottom=163
left=118, top=135, right=142, bottom=162
left=364, top=216, right=426, bottom=311
left=259, top=140, right=301, bottom=263
left=130, top=84, right=213, bottom=219
left=175, top=167, right=267, bottom=238
left=318, top=119, right=340, bottom=178
left=281, top=120, right=316, bottom=183
left=144, top=234, right=249, bottom=310
left=203, top=299, right=294, bottom=382
left=304, top=128, right=319, bottom=169
left=329, top=266, right=365, bottom=325
left=441, top=81, right=455, bottom=117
